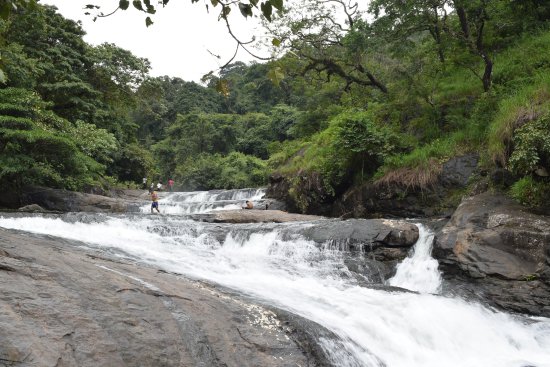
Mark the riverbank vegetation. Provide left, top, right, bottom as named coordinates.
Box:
left=1, top=1, right=549, bottom=209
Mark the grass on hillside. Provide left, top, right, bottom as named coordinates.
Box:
left=376, top=30, right=550, bottom=190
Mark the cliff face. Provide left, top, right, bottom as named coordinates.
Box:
left=267, top=154, right=480, bottom=218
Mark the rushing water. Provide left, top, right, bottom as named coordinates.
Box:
left=1, top=190, right=550, bottom=367
left=141, top=187, right=266, bottom=214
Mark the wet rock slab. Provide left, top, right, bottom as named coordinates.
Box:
left=189, top=209, right=324, bottom=223
left=0, top=229, right=324, bottom=367
left=295, top=219, right=419, bottom=249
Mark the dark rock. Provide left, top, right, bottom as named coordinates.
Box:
left=17, top=204, right=45, bottom=212
left=329, top=154, right=479, bottom=218
left=293, top=219, right=419, bottom=250
left=263, top=199, right=287, bottom=211
left=266, top=174, right=295, bottom=210
left=266, top=173, right=333, bottom=215
left=19, top=187, right=137, bottom=213
left=434, top=192, right=550, bottom=316
left=490, top=168, right=516, bottom=188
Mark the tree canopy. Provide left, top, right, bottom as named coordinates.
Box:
left=1, top=0, right=549, bottom=209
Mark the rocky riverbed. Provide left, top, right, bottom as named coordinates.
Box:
left=1, top=184, right=550, bottom=366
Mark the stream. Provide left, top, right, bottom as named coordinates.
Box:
left=1, top=188, right=549, bottom=367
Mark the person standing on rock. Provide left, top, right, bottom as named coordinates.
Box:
left=150, top=190, right=160, bottom=214
left=168, top=178, right=174, bottom=192
left=142, top=177, right=147, bottom=189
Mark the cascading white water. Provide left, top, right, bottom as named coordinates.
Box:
left=140, top=187, right=266, bottom=214
left=389, top=224, right=442, bottom=294
left=1, top=212, right=549, bottom=367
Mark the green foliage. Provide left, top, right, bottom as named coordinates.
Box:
left=269, top=104, right=301, bottom=141
left=523, top=274, right=539, bottom=282
left=109, top=143, right=155, bottom=183
left=492, top=30, right=550, bottom=89
left=509, top=176, right=550, bottom=207
left=508, top=114, right=550, bottom=176
left=488, top=73, right=550, bottom=166
left=69, top=120, right=118, bottom=164
left=175, top=152, right=267, bottom=190
left=0, top=88, right=104, bottom=193
left=3, top=0, right=550, bottom=202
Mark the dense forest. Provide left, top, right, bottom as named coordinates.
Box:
left=1, top=0, right=549, bottom=212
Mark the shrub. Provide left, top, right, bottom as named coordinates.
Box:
left=509, top=176, right=550, bottom=207
left=488, top=73, right=550, bottom=166
left=508, top=114, right=550, bottom=176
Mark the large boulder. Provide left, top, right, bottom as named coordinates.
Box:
left=434, top=192, right=550, bottom=316
left=20, top=187, right=139, bottom=213
left=294, top=219, right=419, bottom=249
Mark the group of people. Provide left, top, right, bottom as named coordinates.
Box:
left=143, top=178, right=175, bottom=192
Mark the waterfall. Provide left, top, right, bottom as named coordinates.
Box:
left=1, top=213, right=549, bottom=367
left=140, top=187, right=266, bottom=214
left=388, top=224, right=442, bottom=294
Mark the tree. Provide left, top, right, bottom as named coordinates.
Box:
left=0, top=88, right=104, bottom=195
left=5, top=5, right=102, bottom=122
left=368, top=0, right=528, bottom=92
left=264, top=0, right=388, bottom=94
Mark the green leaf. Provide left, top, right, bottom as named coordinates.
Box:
left=0, top=4, right=10, bottom=20
left=270, top=0, right=283, bottom=11
left=210, top=0, right=219, bottom=6
left=219, top=6, right=231, bottom=20
left=267, top=66, right=284, bottom=86
left=238, top=3, right=253, bottom=18
left=132, top=0, right=143, bottom=11
left=249, top=0, right=259, bottom=6
left=145, top=16, right=153, bottom=27
left=260, top=2, right=272, bottom=21
left=119, top=0, right=130, bottom=10
left=271, top=37, right=281, bottom=47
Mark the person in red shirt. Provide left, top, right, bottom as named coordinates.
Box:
left=168, top=178, right=174, bottom=192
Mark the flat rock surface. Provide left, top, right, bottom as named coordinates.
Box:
left=190, top=209, right=323, bottom=223
left=0, top=228, right=321, bottom=367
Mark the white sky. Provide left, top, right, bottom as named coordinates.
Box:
left=39, top=0, right=267, bottom=83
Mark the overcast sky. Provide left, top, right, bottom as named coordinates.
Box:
left=40, top=0, right=267, bottom=83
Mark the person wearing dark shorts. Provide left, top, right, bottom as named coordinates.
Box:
left=151, top=191, right=160, bottom=214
